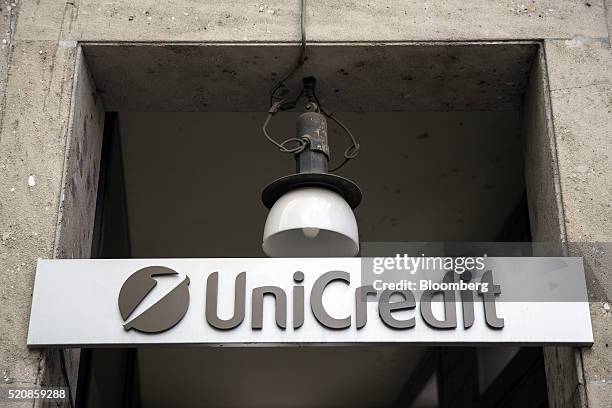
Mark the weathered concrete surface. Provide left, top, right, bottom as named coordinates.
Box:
left=545, top=38, right=612, bottom=408
left=10, top=0, right=66, bottom=42
left=49, top=47, right=105, bottom=406
left=0, top=38, right=102, bottom=405
left=0, top=3, right=27, bottom=407
left=82, top=42, right=537, bottom=112
left=607, top=0, right=612, bottom=41
left=0, top=39, right=75, bottom=404
left=13, top=0, right=610, bottom=42
left=54, top=48, right=105, bottom=262
left=523, top=46, right=587, bottom=408
left=545, top=38, right=612, bottom=302
left=0, top=0, right=17, bottom=106
left=524, top=47, right=565, bottom=249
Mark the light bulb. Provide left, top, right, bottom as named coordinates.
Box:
left=302, top=227, right=320, bottom=239
left=262, top=187, right=360, bottom=257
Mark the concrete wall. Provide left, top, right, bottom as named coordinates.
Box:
left=0, top=1, right=610, bottom=407
left=524, top=36, right=612, bottom=408
left=544, top=38, right=612, bottom=408
left=0, top=4, right=104, bottom=404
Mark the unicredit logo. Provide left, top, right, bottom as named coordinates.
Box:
left=118, top=266, right=190, bottom=333
left=118, top=268, right=504, bottom=334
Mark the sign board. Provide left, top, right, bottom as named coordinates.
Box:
left=27, top=257, right=593, bottom=347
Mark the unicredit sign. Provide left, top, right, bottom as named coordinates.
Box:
left=27, top=258, right=593, bottom=347
left=118, top=266, right=504, bottom=334
left=132, top=269, right=503, bottom=334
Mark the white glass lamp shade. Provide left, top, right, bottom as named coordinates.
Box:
left=262, top=187, right=359, bottom=257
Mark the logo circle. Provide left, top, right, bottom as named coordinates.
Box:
left=118, top=266, right=190, bottom=333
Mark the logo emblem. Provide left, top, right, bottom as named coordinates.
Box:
left=118, top=266, right=190, bottom=333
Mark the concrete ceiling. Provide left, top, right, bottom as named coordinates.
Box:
left=84, top=43, right=537, bottom=112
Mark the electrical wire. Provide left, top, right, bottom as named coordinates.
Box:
left=324, top=110, right=360, bottom=172
left=263, top=0, right=309, bottom=154
left=263, top=107, right=308, bottom=154
left=262, top=0, right=360, bottom=171
left=269, top=0, right=307, bottom=106
left=313, top=94, right=360, bottom=172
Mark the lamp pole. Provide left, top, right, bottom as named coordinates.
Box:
left=294, top=104, right=329, bottom=174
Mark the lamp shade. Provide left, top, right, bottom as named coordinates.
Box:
left=262, top=187, right=359, bottom=257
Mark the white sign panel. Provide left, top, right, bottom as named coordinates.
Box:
left=27, top=257, right=593, bottom=347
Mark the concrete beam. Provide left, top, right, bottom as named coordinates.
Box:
left=14, top=0, right=609, bottom=43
